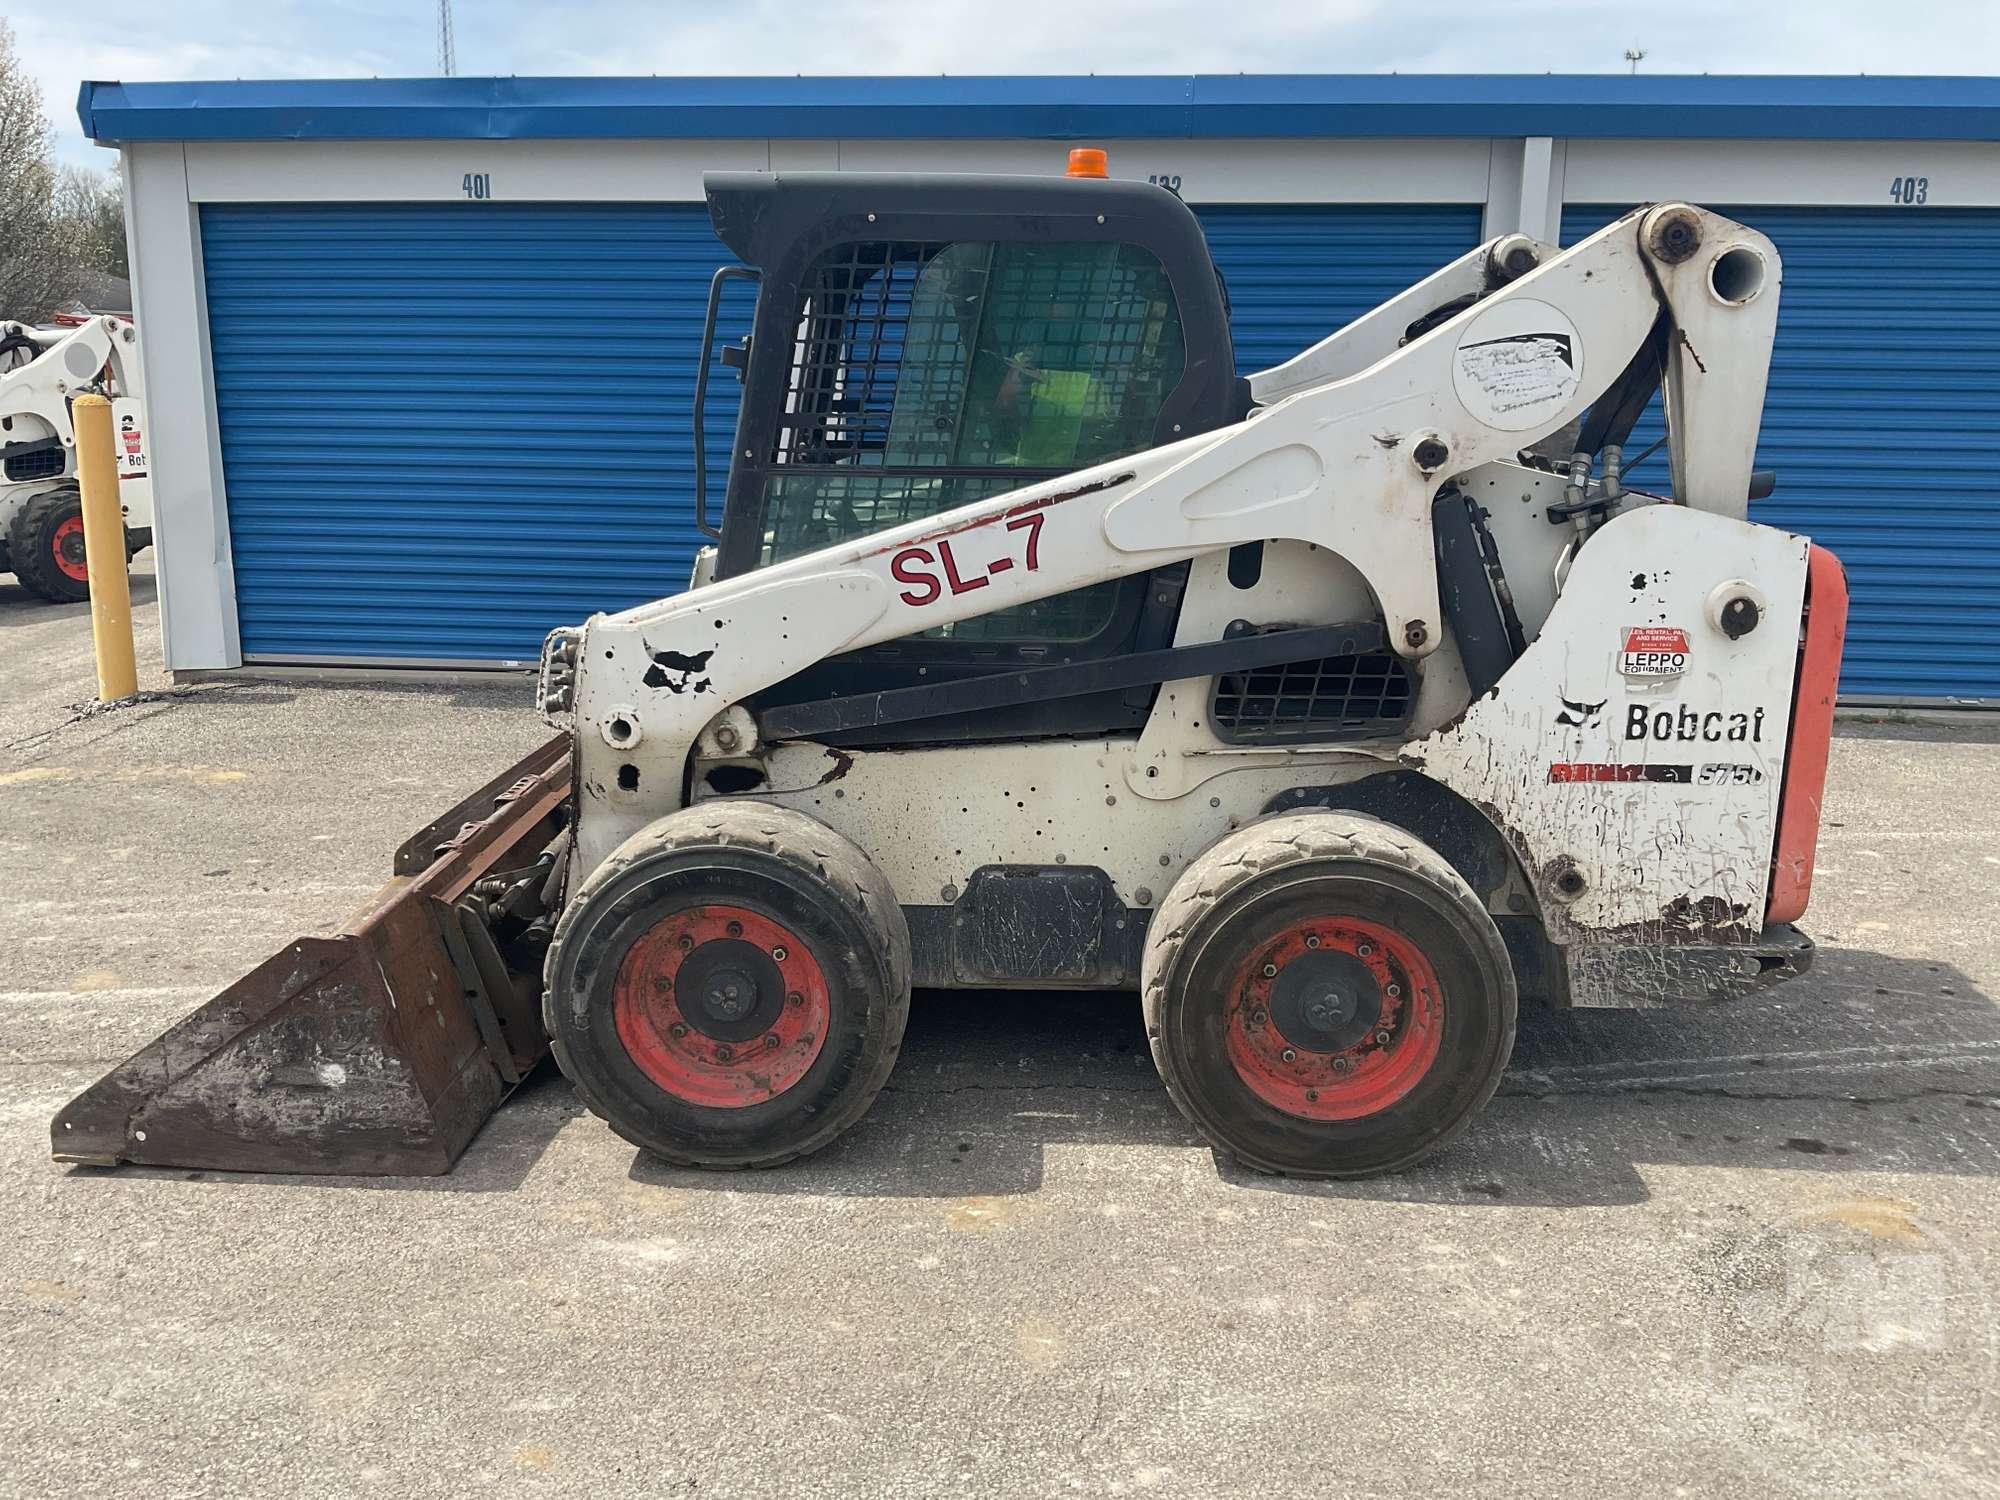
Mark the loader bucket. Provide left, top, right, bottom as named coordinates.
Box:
left=51, top=737, right=572, bottom=1176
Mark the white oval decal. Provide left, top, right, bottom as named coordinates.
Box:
left=1452, top=298, right=1583, bottom=432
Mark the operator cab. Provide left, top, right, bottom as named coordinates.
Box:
left=694, top=166, right=1244, bottom=744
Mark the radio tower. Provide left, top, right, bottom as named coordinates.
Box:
left=438, top=0, right=457, bottom=76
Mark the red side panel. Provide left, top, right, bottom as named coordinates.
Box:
left=1766, top=545, right=1849, bottom=924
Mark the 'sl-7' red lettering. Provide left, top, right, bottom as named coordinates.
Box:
left=890, top=509, right=1047, bottom=610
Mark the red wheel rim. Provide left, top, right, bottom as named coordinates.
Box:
left=1223, top=917, right=1444, bottom=1121
left=51, top=514, right=88, bottom=582
left=612, top=903, right=830, bottom=1109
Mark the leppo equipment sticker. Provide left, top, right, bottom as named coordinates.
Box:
left=1621, top=626, right=1691, bottom=679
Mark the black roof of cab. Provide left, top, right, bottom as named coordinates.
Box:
left=704, top=169, right=1220, bottom=276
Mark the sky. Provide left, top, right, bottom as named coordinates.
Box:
left=10, top=0, right=2000, bottom=169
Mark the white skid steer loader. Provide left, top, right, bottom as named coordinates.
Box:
left=54, top=162, right=1846, bottom=1180
left=0, top=317, right=152, bottom=603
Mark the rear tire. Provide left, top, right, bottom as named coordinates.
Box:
left=8, top=485, right=92, bottom=603
left=544, top=802, right=911, bottom=1169
left=1143, top=811, right=1516, bottom=1178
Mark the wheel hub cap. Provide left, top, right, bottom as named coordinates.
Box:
left=673, top=938, right=784, bottom=1040
left=1268, top=949, right=1378, bottom=1054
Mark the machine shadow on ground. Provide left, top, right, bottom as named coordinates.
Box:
left=627, top=945, right=2000, bottom=1209
left=95, top=941, right=1990, bottom=1202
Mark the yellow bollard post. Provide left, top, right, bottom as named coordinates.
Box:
left=72, top=393, right=138, bottom=702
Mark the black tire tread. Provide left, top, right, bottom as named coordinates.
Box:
left=544, top=801, right=911, bottom=1170
left=1141, top=809, right=1515, bottom=1178
left=7, top=485, right=89, bottom=603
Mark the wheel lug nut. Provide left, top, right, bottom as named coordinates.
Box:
left=726, top=921, right=743, bottom=938
left=1375, top=1030, right=1392, bottom=1046
left=1386, top=983, right=1401, bottom=998
left=1262, top=963, right=1278, bottom=978
left=715, top=1044, right=734, bottom=1062
left=669, top=1022, right=688, bottom=1039
left=1357, top=943, right=1373, bottom=957
left=772, top=945, right=788, bottom=961
left=786, top=991, right=803, bottom=1007
left=1333, top=1057, right=1350, bottom=1073
left=1281, top=1048, right=1297, bottom=1063
left=677, top=935, right=694, bottom=952
left=1306, top=1088, right=1319, bottom=1101
left=1251, top=1009, right=1267, bottom=1025
left=1305, top=935, right=1320, bottom=949
left=765, top=1033, right=781, bottom=1049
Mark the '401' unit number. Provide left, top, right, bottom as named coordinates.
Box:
left=890, top=512, right=1045, bottom=606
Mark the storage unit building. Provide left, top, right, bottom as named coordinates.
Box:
left=80, top=74, right=2000, bottom=703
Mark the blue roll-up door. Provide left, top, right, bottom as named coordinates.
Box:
left=1564, top=205, right=2000, bottom=704
left=1197, top=204, right=1486, bottom=374
left=201, top=203, right=749, bottom=664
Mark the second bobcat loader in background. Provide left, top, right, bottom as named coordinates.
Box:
left=54, top=158, right=1847, bottom=1180
left=0, top=316, right=152, bottom=602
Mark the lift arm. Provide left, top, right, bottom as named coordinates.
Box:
left=0, top=316, right=145, bottom=456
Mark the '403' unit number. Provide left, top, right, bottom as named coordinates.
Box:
left=890, top=512, right=1045, bottom=606
left=1889, top=175, right=1929, bottom=205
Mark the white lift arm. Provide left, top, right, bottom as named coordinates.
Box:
left=0, top=316, right=146, bottom=457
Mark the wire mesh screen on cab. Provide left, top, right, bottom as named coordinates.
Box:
left=757, top=237, right=1185, bottom=643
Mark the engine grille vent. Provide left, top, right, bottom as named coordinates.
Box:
left=1210, top=650, right=1415, bottom=743
left=3, top=444, right=65, bottom=483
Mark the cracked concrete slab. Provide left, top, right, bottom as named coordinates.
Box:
left=2, top=562, right=1998, bottom=1498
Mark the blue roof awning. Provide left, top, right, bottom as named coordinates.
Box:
left=77, top=73, right=2000, bottom=146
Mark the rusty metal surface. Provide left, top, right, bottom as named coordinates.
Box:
left=393, top=734, right=568, bottom=877
left=50, top=741, right=571, bottom=1176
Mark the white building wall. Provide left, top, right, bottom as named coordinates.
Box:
left=124, top=142, right=240, bottom=670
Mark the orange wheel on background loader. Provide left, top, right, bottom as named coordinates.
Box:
left=1142, top=810, right=1516, bottom=1178
left=544, top=802, right=911, bottom=1169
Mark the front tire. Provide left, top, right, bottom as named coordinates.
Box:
left=8, top=485, right=92, bottom=603
left=1143, top=811, right=1516, bottom=1178
left=544, top=802, right=911, bottom=1169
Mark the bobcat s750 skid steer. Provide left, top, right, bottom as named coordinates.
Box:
left=54, top=161, right=1846, bottom=1179
left=0, top=317, right=152, bottom=602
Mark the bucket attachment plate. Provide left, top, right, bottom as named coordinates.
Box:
left=52, top=737, right=571, bottom=1176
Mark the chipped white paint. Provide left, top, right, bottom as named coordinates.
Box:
left=1413, top=504, right=1809, bottom=941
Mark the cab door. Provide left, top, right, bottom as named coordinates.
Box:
left=705, top=172, right=1240, bottom=744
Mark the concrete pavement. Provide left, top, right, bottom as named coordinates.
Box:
left=2, top=560, right=1997, bottom=1498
